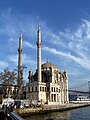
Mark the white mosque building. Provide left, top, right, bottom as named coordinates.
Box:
left=26, top=24, right=69, bottom=105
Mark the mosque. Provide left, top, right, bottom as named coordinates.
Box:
left=25, top=24, right=69, bottom=105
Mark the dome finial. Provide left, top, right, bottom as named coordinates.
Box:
left=47, top=58, right=49, bottom=63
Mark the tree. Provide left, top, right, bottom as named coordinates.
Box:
left=0, top=68, right=18, bottom=98
left=0, top=68, right=17, bottom=85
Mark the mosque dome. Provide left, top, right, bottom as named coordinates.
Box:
left=42, top=61, right=58, bottom=69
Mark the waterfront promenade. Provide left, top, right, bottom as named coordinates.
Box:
left=24, top=105, right=90, bottom=120
left=13, top=103, right=90, bottom=117
left=0, top=103, right=90, bottom=119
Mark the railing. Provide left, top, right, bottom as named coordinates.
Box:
left=0, top=110, right=5, bottom=119
left=10, top=112, right=24, bottom=120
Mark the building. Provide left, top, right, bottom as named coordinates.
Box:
left=26, top=24, right=69, bottom=105
left=0, top=84, right=18, bottom=99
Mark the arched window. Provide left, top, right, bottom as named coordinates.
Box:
left=54, top=87, right=55, bottom=92
left=35, top=87, right=37, bottom=92
left=32, top=87, right=33, bottom=92
left=29, top=87, right=30, bottom=92
left=40, top=86, right=41, bottom=91
left=51, top=87, right=53, bottom=92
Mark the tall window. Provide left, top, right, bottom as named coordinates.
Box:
left=54, top=87, right=55, bottom=92
left=32, top=87, right=33, bottom=92
left=56, top=88, right=58, bottom=92
left=28, top=87, right=30, bottom=92
left=45, top=87, right=46, bottom=91
left=47, top=87, right=49, bottom=92
left=42, top=87, right=44, bottom=91
left=35, top=87, right=37, bottom=92
left=51, top=87, right=53, bottom=92
left=40, top=86, right=41, bottom=91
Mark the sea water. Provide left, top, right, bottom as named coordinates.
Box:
left=24, top=106, right=90, bottom=120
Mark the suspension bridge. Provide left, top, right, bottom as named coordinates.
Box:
left=68, top=81, right=90, bottom=101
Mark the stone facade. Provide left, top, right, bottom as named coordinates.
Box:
left=0, top=84, right=18, bottom=98
left=26, top=62, right=69, bottom=104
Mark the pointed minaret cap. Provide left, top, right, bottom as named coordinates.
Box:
left=38, top=22, right=40, bottom=31
left=30, top=69, right=32, bottom=72
left=64, top=69, right=67, bottom=73
left=47, top=58, right=49, bottom=63
left=20, top=31, right=22, bottom=38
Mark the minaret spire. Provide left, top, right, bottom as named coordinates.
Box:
left=18, top=32, right=22, bottom=68
left=37, top=23, right=42, bottom=82
left=38, top=22, right=40, bottom=31
left=17, top=32, right=23, bottom=98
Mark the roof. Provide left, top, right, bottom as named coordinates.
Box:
left=42, top=61, right=58, bottom=69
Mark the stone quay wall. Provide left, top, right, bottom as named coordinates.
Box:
left=13, top=103, right=90, bottom=117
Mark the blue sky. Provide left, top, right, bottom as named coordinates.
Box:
left=0, top=0, right=90, bottom=91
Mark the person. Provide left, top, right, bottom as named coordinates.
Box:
left=14, top=104, right=17, bottom=109
left=0, top=110, right=6, bottom=120
left=2, top=104, right=4, bottom=109
left=4, top=105, right=8, bottom=117
left=8, top=104, right=13, bottom=112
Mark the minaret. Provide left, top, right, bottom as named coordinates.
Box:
left=36, top=24, right=42, bottom=82
left=64, top=70, right=69, bottom=103
left=18, top=32, right=22, bottom=68
left=28, top=69, right=33, bottom=83
left=17, top=32, right=23, bottom=98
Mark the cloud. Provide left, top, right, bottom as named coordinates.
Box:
left=0, top=8, right=40, bottom=50
left=43, top=46, right=90, bottom=70
left=0, top=8, right=90, bottom=90
left=22, top=54, right=36, bottom=65
left=8, top=55, right=18, bottom=65
left=8, top=54, right=36, bottom=66
left=40, top=18, right=90, bottom=72
left=0, top=61, right=9, bottom=70
left=23, top=41, right=36, bottom=49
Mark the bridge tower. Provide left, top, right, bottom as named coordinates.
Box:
left=88, top=81, right=90, bottom=92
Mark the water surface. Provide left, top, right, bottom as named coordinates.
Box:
left=24, top=106, right=90, bottom=120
